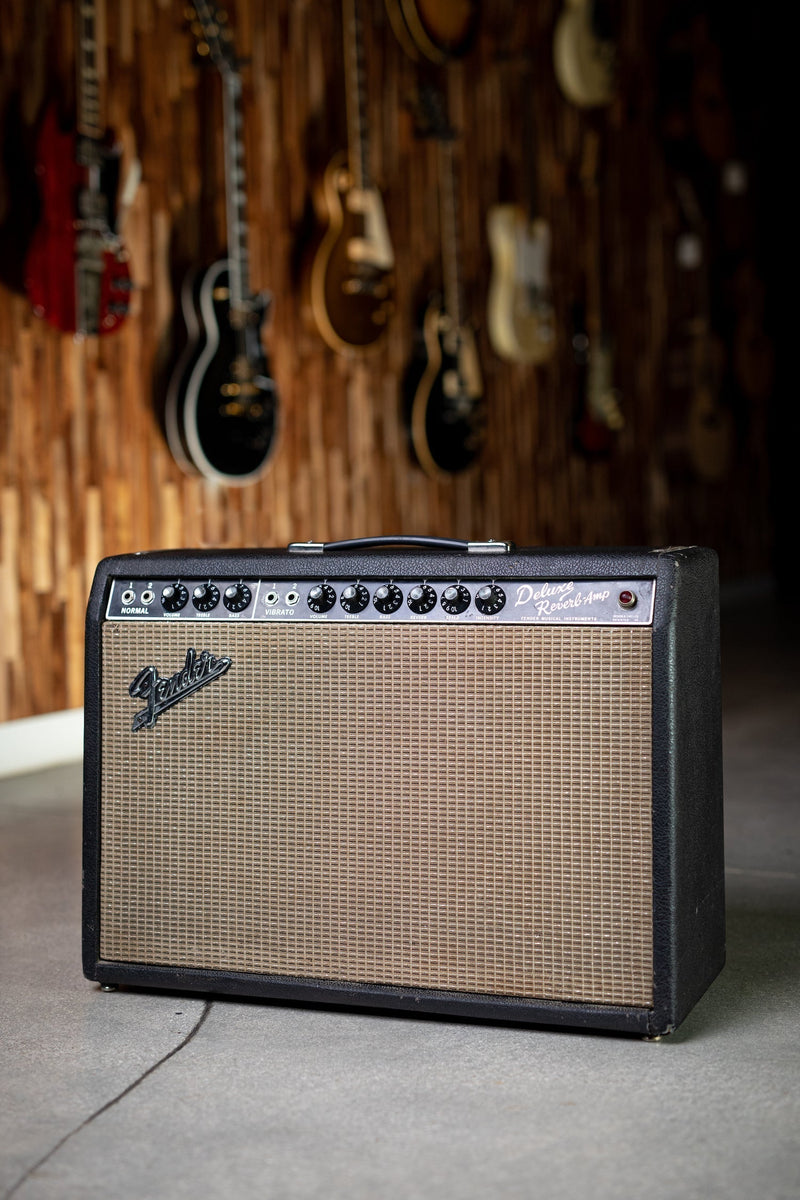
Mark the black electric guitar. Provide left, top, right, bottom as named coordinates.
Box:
left=165, top=1, right=278, bottom=486
left=406, top=87, right=485, bottom=478
left=310, top=0, right=394, bottom=354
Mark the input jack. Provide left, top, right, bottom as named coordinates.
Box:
left=264, top=590, right=280, bottom=605
left=121, top=589, right=135, bottom=605
left=285, top=590, right=300, bottom=605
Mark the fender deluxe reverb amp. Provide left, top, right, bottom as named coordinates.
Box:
left=83, top=537, right=725, bottom=1036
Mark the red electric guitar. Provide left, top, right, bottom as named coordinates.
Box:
left=25, top=0, right=133, bottom=337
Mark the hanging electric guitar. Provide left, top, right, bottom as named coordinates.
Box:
left=405, top=86, right=485, bottom=478
left=662, top=175, right=733, bottom=482
left=574, top=128, right=623, bottom=455
left=310, top=0, right=394, bottom=354
left=486, top=70, right=556, bottom=365
left=165, top=1, right=278, bottom=486
left=24, top=0, right=133, bottom=336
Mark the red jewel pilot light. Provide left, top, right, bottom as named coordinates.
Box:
left=618, top=589, right=637, bottom=609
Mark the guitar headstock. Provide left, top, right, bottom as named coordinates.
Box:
left=187, top=2, right=237, bottom=74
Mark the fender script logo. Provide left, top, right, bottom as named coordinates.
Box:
left=129, top=648, right=232, bottom=731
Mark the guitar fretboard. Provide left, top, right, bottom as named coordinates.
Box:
left=342, top=0, right=371, bottom=190
left=438, top=139, right=463, bottom=330
left=77, top=0, right=103, bottom=144
left=221, top=70, right=250, bottom=314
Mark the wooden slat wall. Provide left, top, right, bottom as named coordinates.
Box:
left=0, top=0, right=772, bottom=720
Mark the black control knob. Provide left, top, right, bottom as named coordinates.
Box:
left=161, top=583, right=189, bottom=613
left=340, top=583, right=369, bottom=614
left=222, top=583, right=252, bottom=612
left=407, top=584, right=437, bottom=615
left=475, top=584, right=506, bottom=615
left=441, top=584, right=470, bottom=615
left=308, top=583, right=337, bottom=614
left=192, top=582, right=220, bottom=612
left=373, top=583, right=403, bottom=614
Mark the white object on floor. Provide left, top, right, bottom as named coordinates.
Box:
left=0, top=708, right=83, bottom=778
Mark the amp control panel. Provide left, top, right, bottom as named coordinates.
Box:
left=106, top=577, right=656, bottom=626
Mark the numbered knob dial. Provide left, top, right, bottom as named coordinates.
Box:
left=222, top=583, right=252, bottom=612
left=340, top=583, right=370, bottom=614
left=161, top=583, right=189, bottom=612
left=441, top=584, right=470, bottom=615
left=407, top=584, right=437, bottom=615
left=475, top=584, right=506, bottom=615
left=373, top=583, right=403, bottom=614
left=192, top=582, right=220, bottom=612
left=308, top=583, right=337, bottom=614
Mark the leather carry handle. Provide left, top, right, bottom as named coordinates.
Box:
left=288, top=535, right=515, bottom=555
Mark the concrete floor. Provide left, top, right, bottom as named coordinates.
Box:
left=1, top=601, right=798, bottom=1200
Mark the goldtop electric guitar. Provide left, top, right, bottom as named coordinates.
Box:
left=24, top=0, right=133, bottom=336
left=310, top=0, right=394, bottom=354
left=165, top=2, right=278, bottom=486
left=406, top=86, right=485, bottom=478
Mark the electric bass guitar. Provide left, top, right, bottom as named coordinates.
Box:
left=310, top=0, right=394, bottom=354
left=24, top=0, right=133, bottom=336
left=406, top=86, right=485, bottom=477
left=165, top=1, right=278, bottom=486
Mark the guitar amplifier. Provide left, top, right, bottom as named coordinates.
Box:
left=83, top=537, right=725, bottom=1036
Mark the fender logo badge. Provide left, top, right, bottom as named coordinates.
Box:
left=128, top=648, right=232, bottom=731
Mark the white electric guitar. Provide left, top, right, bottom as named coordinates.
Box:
left=486, top=77, right=555, bottom=365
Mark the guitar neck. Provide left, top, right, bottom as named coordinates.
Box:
left=221, top=69, right=251, bottom=312
left=342, top=0, right=371, bottom=190
left=76, top=0, right=105, bottom=162
left=522, top=75, right=540, bottom=221
left=438, top=139, right=463, bottom=328
left=580, top=132, right=605, bottom=341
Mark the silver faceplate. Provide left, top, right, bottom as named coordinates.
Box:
left=106, top=578, right=656, bottom=626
